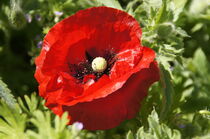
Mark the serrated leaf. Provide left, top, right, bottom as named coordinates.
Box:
left=125, top=1, right=137, bottom=16
left=27, top=110, right=73, bottom=139
left=163, top=44, right=184, bottom=54
left=55, top=112, right=69, bottom=133
left=0, top=79, right=17, bottom=108
left=155, top=0, right=167, bottom=24
left=0, top=101, right=27, bottom=139
left=148, top=110, right=162, bottom=138
left=136, top=127, right=156, bottom=139
left=17, top=93, right=42, bottom=116
left=96, top=0, right=122, bottom=10
left=126, top=130, right=134, bottom=139
left=136, top=110, right=181, bottom=139
left=175, top=27, right=190, bottom=37
left=172, top=0, right=187, bottom=21
left=143, top=0, right=162, bottom=9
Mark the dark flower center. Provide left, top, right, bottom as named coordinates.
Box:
left=69, top=50, right=116, bottom=83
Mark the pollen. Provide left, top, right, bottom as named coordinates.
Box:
left=91, top=57, right=107, bottom=72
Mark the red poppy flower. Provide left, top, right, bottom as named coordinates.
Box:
left=35, top=6, right=160, bottom=130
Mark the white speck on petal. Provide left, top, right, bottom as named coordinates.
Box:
left=57, top=76, right=63, bottom=83
left=43, top=42, right=50, bottom=51
left=117, top=49, right=131, bottom=55
left=117, top=58, right=129, bottom=62
left=36, top=66, right=39, bottom=70
left=86, top=79, right=95, bottom=86
left=129, top=63, right=135, bottom=67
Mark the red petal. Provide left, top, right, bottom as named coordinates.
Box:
left=58, top=47, right=156, bottom=106
left=62, top=62, right=159, bottom=130
left=35, top=6, right=144, bottom=103
left=35, top=6, right=160, bottom=130
left=35, top=6, right=141, bottom=77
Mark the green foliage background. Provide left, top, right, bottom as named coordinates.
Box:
left=0, top=0, right=210, bottom=138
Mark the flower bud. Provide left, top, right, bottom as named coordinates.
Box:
left=157, top=23, right=174, bottom=38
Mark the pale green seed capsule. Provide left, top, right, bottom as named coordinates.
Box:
left=91, top=57, right=107, bottom=73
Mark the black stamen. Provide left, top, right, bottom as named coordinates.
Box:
left=85, top=51, right=94, bottom=63
left=69, top=50, right=116, bottom=83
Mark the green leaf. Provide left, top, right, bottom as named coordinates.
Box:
left=126, top=131, right=134, bottom=139
left=27, top=110, right=73, bottom=139
left=54, top=112, right=69, bottom=133
left=0, top=101, right=27, bottom=139
left=193, top=134, right=210, bottom=139
left=191, top=23, right=203, bottom=33
left=163, top=44, right=184, bottom=55
left=143, top=0, right=163, bottom=9
left=18, top=93, right=42, bottom=115
left=0, top=78, right=17, bottom=108
left=125, top=0, right=137, bottom=16
left=172, top=0, right=188, bottom=21
left=9, top=0, right=26, bottom=29
left=136, top=109, right=181, bottom=139
left=189, top=0, right=210, bottom=14
left=155, top=0, right=167, bottom=24
left=192, top=48, right=208, bottom=76
left=136, top=127, right=156, bottom=139
left=96, top=0, right=122, bottom=10
left=148, top=110, right=162, bottom=138
left=175, top=27, right=190, bottom=37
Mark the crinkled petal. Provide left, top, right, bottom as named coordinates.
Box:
left=58, top=47, right=155, bottom=106
left=60, top=62, right=159, bottom=130
left=35, top=6, right=142, bottom=85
